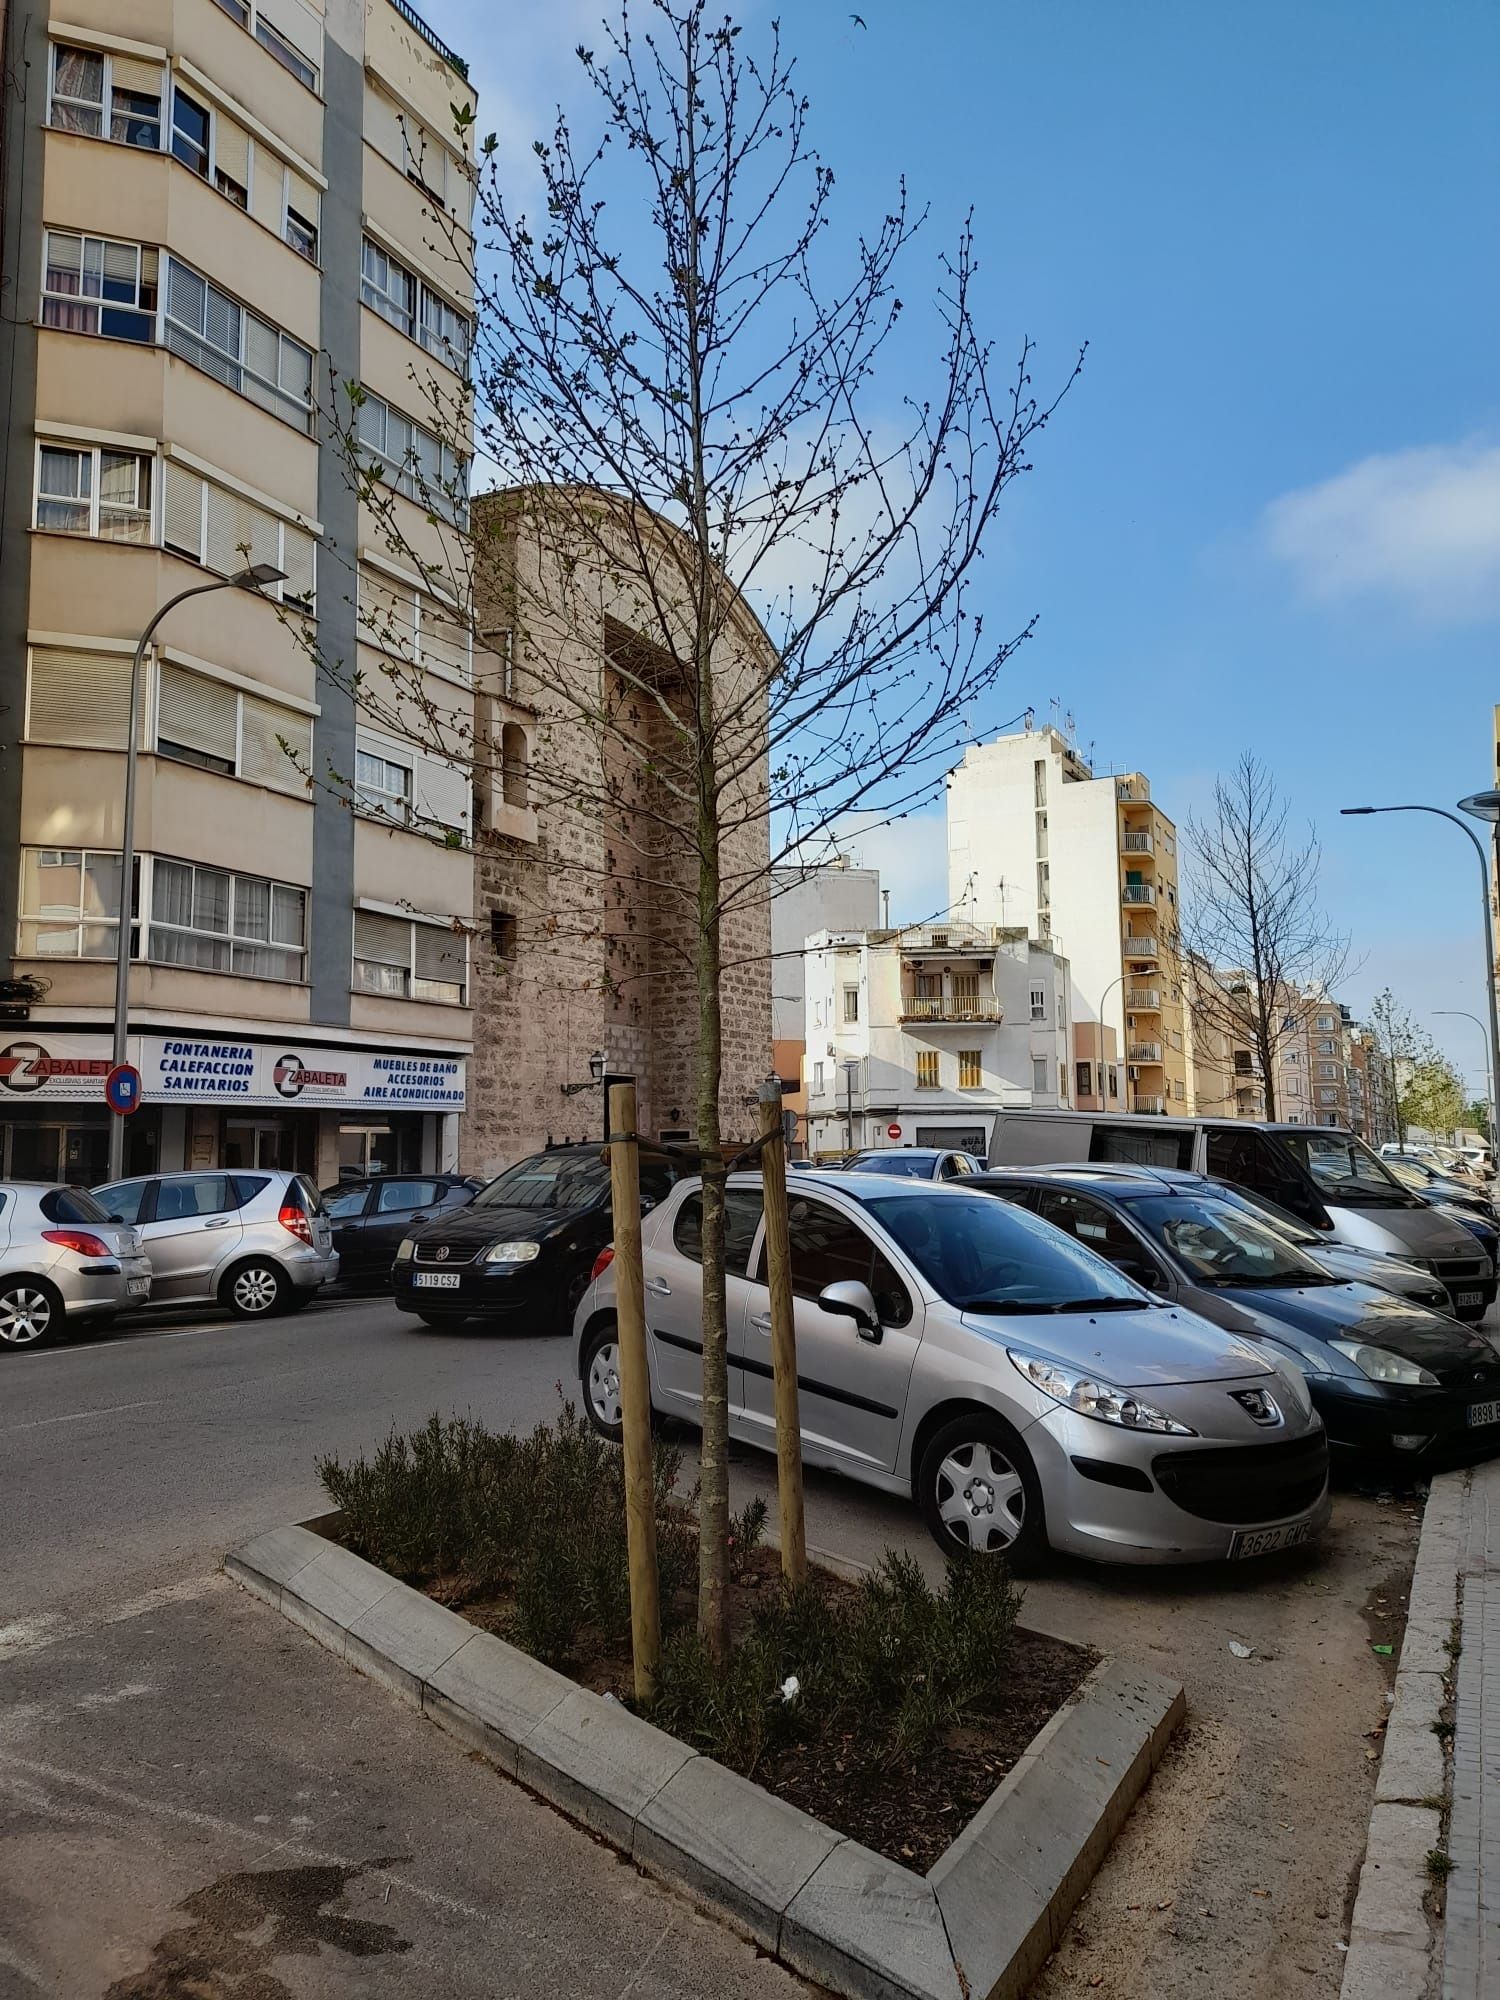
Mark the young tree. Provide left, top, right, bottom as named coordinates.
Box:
left=1176, top=756, right=1349, bottom=1119
left=322, top=2, right=1081, bottom=1659
left=1367, top=988, right=1429, bottom=1146
left=1400, top=1055, right=1465, bottom=1145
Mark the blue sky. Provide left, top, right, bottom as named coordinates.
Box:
left=434, top=0, right=1499, bottom=1088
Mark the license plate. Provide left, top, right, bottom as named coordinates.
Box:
left=1228, top=1521, right=1316, bottom=1560
left=127, top=1277, right=150, bottom=1296
left=1456, top=1291, right=1484, bottom=1308
left=413, top=1272, right=461, bottom=1290
left=1468, top=1398, right=1500, bottom=1428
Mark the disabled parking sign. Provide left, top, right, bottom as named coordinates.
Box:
left=104, top=1062, right=143, bottom=1116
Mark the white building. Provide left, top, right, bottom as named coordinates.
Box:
left=803, top=922, right=1071, bottom=1159
left=770, top=856, right=883, bottom=1151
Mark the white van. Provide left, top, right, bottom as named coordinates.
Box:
left=988, top=1110, right=1496, bottom=1322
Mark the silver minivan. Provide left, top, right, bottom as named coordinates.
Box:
left=93, top=1169, right=337, bottom=1318
left=988, top=1111, right=1495, bottom=1322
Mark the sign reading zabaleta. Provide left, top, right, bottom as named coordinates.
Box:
left=0, top=1035, right=465, bottom=1110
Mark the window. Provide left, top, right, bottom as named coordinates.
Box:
left=489, top=909, right=518, bottom=960
left=1284, top=1048, right=1300, bottom=1064
left=813, top=1061, right=825, bottom=1093
left=1108, top=1065, right=1120, bottom=1099
left=42, top=231, right=157, bottom=341
left=1317, top=1061, right=1338, bottom=1079
left=150, top=858, right=305, bottom=979
left=35, top=443, right=153, bottom=542
left=1031, top=1056, right=1048, bottom=1094
left=358, top=567, right=472, bottom=679
left=49, top=43, right=162, bottom=149
left=355, top=747, right=413, bottom=822
left=26, top=647, right=146, bottom=750
left=255, top=11, right=319, bottom=89
left=361, top=237, right=416, bottom=332
left=162, top=462, right=315, bottom=611
left=1317, top=1013, right=1336, bottom=1031
left=155, top=664, right=311, bottom=793
left=672, top=1189, right=764, bottom=1275
left=285, top=204, right=318, bottom=261
left=375, top=1179, right=441, bottom=1214
left=1319, top=1087, right=1338, bottom=1105
left=96, top=1179, right=151, bottom=1225
left=1029, top=986, right=1046, bottom=1021
left=163, top=256, right=314, bottom=431
left=915, top=1050, right=939, bottom=1088
left=501, top=723, right=528, bottom=808
left=958, top=1049, right=982, bottom=1088
left=211, top=1, right=321, bottom=90
left=1319, top=1038, right=1337, bottom=1055
left=1034, top=1189, right=1150, bottom=1269
left=18, top=848, right=137, bottom=959
left=353, top=910, right=467, bottom=1005
left=777, top=1196, right=912, bottom=1327
left=357, top=392, right=468, bottom=521
left=1076, top=1060, right=1093, bottom=1097
left=842, top=985, right=859, bottom=1024
left=170, top=87, right=211, bottom=178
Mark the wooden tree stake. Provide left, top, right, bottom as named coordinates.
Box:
left=607, top=1082, right=661, bottom=1700
left=758, top=1083, right=807, bottom=1586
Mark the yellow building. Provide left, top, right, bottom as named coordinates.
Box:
left=0, top=0, right=500, bottom=1182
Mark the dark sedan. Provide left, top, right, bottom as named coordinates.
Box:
left=392, top=1144, right=689, bottom=1334
left=320, top=1173, right=481, bottom=1286
left=972, top=1167, right=1500, bottom=1463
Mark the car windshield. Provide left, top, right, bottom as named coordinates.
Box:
left=1212, top=1182, right=1323, bottom=1247
left=865, top=1191, right=1146, bottom=1312
left=1134, top=1196, right=1331, bottom=1286
left=472, top=1154, right=609, bottom=1211
left=851, top=1154, right=935, bottom=1178
left=1278, top=1131, right=1414, bottom=1205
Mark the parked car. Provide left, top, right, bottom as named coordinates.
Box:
left=970, top=1167, right=1500, bottom=1461
left=392, top=1143, right=690, bottom=1333
left=92, top=1169, right=337, bottom=1319
left=988, top=1110, right=1495, bottom=1321
left=574, top=1169, right=1331, bottom=1566
left=320, top=1172, right=481, bottom=1286
left=0, top=1181, right=153, bottom=1349
left=1196, top=1179, right=1455, bottom=1312
left=843, top=1148, right=986, bottom=1182
left=1384, top=1156, right=1496, bottom=1218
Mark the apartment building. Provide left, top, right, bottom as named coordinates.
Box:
left=770, top=856, right=882, bottom=1153
left=946, top=723, right=1189, bottom=1115
left=0, top=0, right=482, bottom=1185
left=802, top=922, right=1071, bottom=1159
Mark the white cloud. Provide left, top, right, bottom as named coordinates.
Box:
left=1262, top=440, right=1500, bottom=621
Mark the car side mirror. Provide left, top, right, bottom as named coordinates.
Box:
left=818, top=1279, right=882, bottom=1341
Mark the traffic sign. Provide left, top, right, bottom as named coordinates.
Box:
left=887, top=1122, right=902, bottom=1141
left=104, top=1063, right=143, bottom=1116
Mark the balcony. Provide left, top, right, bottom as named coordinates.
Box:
left=1134, top=1094, right=1166, bottom=1114
left=1128, top=1042, right=1163, bottom=1064
left=1126, top=987, right=1161, bottom=1009
left=1122, top=884, right=1156, bottom=906
left=1123, top=933, right=1159, bottom=959
left=1122, top=831, right=1154, bottom=855
left=899, top=996, right=1001, bottom=1024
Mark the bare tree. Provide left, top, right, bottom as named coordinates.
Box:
left=1176, top=756, right=1348, bottom=1119
left=316, top=1, right=1081, bottom=1659
left=1366, top=988, right=1428, bottom=1147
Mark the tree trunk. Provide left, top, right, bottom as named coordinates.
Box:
left=695, top=804, right=729, bottom=1661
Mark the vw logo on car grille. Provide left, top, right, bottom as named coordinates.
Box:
left=1230, top=1388, right=1283, bottom=1427
left=435, top=1245, right=450, bottom=1262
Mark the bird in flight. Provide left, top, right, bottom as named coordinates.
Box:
left=851, top=11, right=867, bottom=26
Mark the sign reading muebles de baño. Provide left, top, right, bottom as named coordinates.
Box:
left=0, top=1035, right=465, bottom=1110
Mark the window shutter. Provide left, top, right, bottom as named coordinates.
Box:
left=414, top=921, right=463, bottom=983
left=273, top=0, right=323, bottom=68
left=158, top=663, right=237, bottom=762
left=205, top=484, right=277, bottom=575
left=112, top=55, right=163, bottom=95
left=413, top=751, right=470, bottom=838
left=281, top=521, right=315, bottom=608
left=285, top=167, right=319, bottom=227
left=361, top=570, right=417, bottom=657
left=250, top=154, right=283, bottom=234
left=164, top=463, right=205, bottom=558
left=240, top=694, right=310, bottom=790
left=215, top=113, right=250, bottom=189
left=355, top=909, right=408, bottom=964
left=421, top=598, right=470, bottom=679
left=28, top=647, right=144, bottom=749
left=365, top=84, right=403, bottom=169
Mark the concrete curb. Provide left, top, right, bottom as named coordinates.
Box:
left=226, top=1524, right=1183, bottom=2000
left=1339, top=1469, right=1466, bottom=2000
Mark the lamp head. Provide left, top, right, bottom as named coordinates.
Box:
left=1459, top=790, right=1500, bottom=824
left=1339, top=806, right=1375, bottom=816
left=588, top=1050, right=606, bottom=1085
left=232, top=563, right=289, bottom=589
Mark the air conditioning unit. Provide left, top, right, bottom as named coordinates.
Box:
left=1128, top=1065, right=1141, bottom=1082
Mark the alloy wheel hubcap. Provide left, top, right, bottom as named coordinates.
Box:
left=589, top=1341, right=622, bottom=1427
left=233, top=1268, right=279, bottom=1313
left=0, top=1288, right=51, bottom=1344
left=935, top=1441, right=1025, bottom=1552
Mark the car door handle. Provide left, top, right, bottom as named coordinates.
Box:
left=203, top=1219, right=233, bottom=1229
left=646, top=1277, right=672, bottom=1298
left=750, top=1312, right=772, bottom=1333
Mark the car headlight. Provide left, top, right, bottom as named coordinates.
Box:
left=395, top=1238, right=416, bottom=1263
left=483, top=1240, right=542, bottom=1266
left=1007, top=1349, right=1197, bottom=1435
left=1329, top=1340, right=1438, bottom=1386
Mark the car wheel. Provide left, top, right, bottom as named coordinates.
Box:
left=0, top=1278, right=63, bottom=1350
left=917, top=1411, right=1046, bottom=1565
left=581, top=1318, right=625, bottom=1442
left=221, top=1260, right=289, bottom=1320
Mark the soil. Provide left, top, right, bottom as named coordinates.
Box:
left=420, top=1540, right=1094, bottom=1873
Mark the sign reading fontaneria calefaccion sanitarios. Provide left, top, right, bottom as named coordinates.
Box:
left=0, top=1035, right=465, bottom=1110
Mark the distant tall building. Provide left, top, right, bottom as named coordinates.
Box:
left=946, top=724, right=1188, bottom=1115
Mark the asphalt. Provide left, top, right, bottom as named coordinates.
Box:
left=0, top=1288, right=1444, bottom=1997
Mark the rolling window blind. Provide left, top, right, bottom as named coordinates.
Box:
left=28, top=647, right=144, bottom=749
left=241, top=693, right=310, bottom=790
left=158, top=662, right=237, bottom=761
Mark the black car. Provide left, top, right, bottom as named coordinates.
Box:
left=843, top=1148, right=986, bottom=1181
left=972, top=1166, right=1500, bottom=1463
left=392, top=1144, right=689, bottom=1333
left=320, top=1173, right=481, bottom=1286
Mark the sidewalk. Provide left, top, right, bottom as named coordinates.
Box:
left=1444, top=1458, right=1500, bottom=1997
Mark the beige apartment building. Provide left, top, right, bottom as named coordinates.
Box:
left=947, top=723, right=1189, bottom=1115
left=0, top=0, right=489, bottom=1184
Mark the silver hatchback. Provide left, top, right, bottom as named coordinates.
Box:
left=574, top=1171, right=1331, bottom=1567
left=93, top=1169, right=338, bottom=1319
left=0, top=1182, right=153, bottom=1349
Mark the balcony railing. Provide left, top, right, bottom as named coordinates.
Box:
left=1128, top=1042, right=1163, bottom=1063
left=1122, top=831, right=1154, bottom=854
left=900, top=996, right=1001, bottom=1023
left=388, top=0, right=470, bottom=74
left=1122, top=884, right=1156, bottom=905
left=1126, top=987, right=1161, bottom=1009
left=1123, top=934, right=1159, bottom=958
left=1134, top=1094, right=1166, bottom=1114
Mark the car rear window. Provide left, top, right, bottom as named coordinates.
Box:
left=232, top=1174, right=272, bottom=1209
left=292, top=1175, right=325, bottom=1215
left=40, top=1186, right=111, bottom=1224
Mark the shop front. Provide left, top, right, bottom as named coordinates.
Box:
left=0, top=1029, right=466, bottom=1186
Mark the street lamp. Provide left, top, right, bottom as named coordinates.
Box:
left=560, top=1050, right=607, bottom=1096
left=1095, top=972, right=1125, bottom=1108
left=108, top=566, right=287, bottom=1181
left=1433, top=1011, right=1493, bottom=1144
left=1340, top=802, right=1500, bottom=1162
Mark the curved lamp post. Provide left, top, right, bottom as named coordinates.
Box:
left=1341, top=802, right=1500, bottom=1162
left=108, top=566, right=286, bottom=1180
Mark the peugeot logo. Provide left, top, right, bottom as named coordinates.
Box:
left=434, top=1245, right=450, bottom=1262
left=1231, top=1388, right=1283, bottom=1427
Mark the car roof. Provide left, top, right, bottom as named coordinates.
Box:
left=851, top=1147, right=945, bottom=1160
left=730, top=1167, right=972, bottom=1201
left=972, top=1164, right=1226, bottom=1202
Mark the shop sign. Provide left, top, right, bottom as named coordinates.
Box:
left=0, top=1035, right=112, bottom=1099
left=143, top=1038, right=466, bottom=1110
